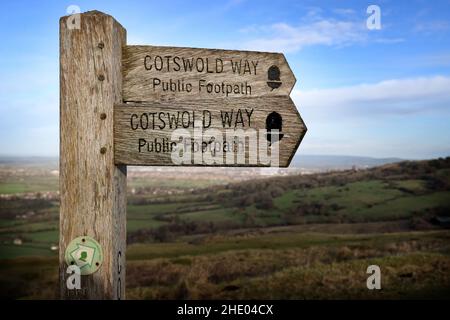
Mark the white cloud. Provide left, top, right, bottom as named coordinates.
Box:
left=239, top=20, right=367, bottom=53
left=414, top=20, right=450, bottom=33
left=333, top=8, right=356, bottom=16
left=294, top=76, right=450, bottom=158
left=374, top=37, right=405, bottom=44
left=234, top=5, right=408, bottom=53
left=423, top=53, right=450, bottom=67
left=294, top=76, right=450, bottom=118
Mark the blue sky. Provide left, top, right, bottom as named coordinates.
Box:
left=1, top=0, right=450, bottom=159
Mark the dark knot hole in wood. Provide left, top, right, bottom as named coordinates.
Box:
left=266, top=111, right=284, bottom=144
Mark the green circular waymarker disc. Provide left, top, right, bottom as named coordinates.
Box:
left=65, top=236, right=103, bottom=275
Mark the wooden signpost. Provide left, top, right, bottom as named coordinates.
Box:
left=59, top=10, right=307, bottom=299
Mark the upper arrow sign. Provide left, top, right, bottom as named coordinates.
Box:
left=122, top=45, right=296, bottom=102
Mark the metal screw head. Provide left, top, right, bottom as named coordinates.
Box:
left=100, top=113, right=107, bottom=120
left=98, top=74, right=105, bottom=81
left=98, top=42, right=104, bottom=49
left=100, top=147, right=107, bottom=154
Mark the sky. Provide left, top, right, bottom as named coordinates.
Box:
left=0, top=0, right=450, bottom=159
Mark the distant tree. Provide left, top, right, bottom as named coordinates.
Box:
left=255, top=196, right=274, bottom=210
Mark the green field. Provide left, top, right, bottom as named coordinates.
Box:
left=1, top=158, right=450, bottom=299
left=2, top=228, right=449, bottom=299
left=1, top=183, right=449, bottom=258
left=0, top=177, right=58, bottom=194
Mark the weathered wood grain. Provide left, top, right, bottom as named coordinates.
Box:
left=114, top=96, right=306, bottom=167
left=122, top=45, right=296, bottom=102
left=60, top=10, right=127, bottom=299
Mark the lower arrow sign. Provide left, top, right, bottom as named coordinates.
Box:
left=114, top=96, right=307, bottom=167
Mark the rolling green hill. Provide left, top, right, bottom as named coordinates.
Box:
left=0, top=157, right=449, bottom=299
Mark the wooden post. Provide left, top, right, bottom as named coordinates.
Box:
left=59, top=11, right=127, bottom=299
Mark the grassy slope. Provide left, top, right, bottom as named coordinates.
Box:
left=2, top=229, right=448, bottom=299
left=1, top=158, right=450, bottom=299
